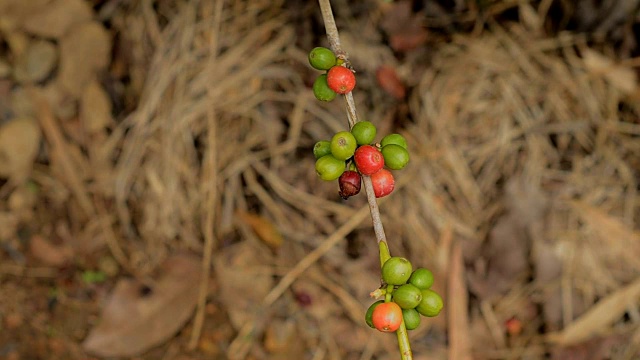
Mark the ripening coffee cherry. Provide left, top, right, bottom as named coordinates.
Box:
left=308, top=47, right=337, bottom=70
left=381, top=257, right=412, bottom=285
left=315, top=154, right=344, bottom=181
left=330, top=131, right=357, bottom=161
left=371, top=302, right=403, bottom=332
left=327, top=66, right=356, bottom=94
left=313, top=74, right=337, bottom=102
left=351, top=121, right=377, bottom=145
left=354, top=145, right=384, bottom=175
left=381, top=144, right=409, bottom=170
left=370, top=168, right=394, bottom=198
left=338, top=170, right=361, bottom=199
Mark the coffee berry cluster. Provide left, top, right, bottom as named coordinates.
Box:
left=308, top=47, right=356, bottom=101
left=313, top=123, right=409, bottom=199
left=366, top=257, right=443, bottom=332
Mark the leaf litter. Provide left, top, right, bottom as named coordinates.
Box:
left=0, top=0, right=639, bottom=359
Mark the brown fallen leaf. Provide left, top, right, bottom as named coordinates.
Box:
left=376, top=65, right=406, bottom=99
left=469, top=177, right=546, bottom=299
left=379, top=0, right=428, bottom=52
left=236, top=211, right=283, bottom=249
left=82, top=254, right=201, bottom=357
left=214, top=241, right=274, bottom=329
left=264, top=319, right=304, bottom=357
left=29, top=235, right=73, bottom=267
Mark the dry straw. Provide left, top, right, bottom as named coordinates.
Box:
left=108, top=1, right=639, bottom=358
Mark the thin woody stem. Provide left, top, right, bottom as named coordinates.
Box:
left=317, top=0, right=387, bottom=246
left=317, top=0, right=412, bottom=358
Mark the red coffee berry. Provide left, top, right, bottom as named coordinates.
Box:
left=354, top=145, right=384, bottom=175
left=370, top=169, right=394, bottom=198
left=371, top=302, right=403, bottom=332
left=338, top=170, right=361, bottom=199
left=327, top=66, right=356, bottom=94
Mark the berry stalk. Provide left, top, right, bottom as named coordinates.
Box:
left=317, top=1, right=412, bottom=358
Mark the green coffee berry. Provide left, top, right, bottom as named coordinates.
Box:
left=408, top=268, right=434, bottom=290
left=381, top=144, right=409, bottom=170
left=381, top=133, right=407, bottom=149
left=351, top=121, right=377, bottom=145
left=392, top=284, right=422, bottom=309
left=416, top=289, right=443, bottom=317
left=313, top=74, right=337, bottom=102
left=330, top=131, right=357, bottom=161
left=313, top=140, right=332, bottom=159
left=315, top=154, right=345, bottom=181
left=402, top=308, right=421, bottom=330
left=309, top=47, right=337, bottom=71
left=382, top=257, right=413, bottom=285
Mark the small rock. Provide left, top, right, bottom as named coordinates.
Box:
left=0, top=59, right=11, bottom=78
left=13, top=40, right=57, bottom=83
left=0, top=0, right=51, bottom=32
left=22, top=0, right=93, bottom=39
left=4, top=30, right=29, bottom=58
left=9, top=87, right=36, bottom=118
left=81, top=80, right=113, bottom=133
left=59, top=21, right=112, bottom=97
left=41, top=82, right=77, bottom=120
left=0, top=117, right=41, bottom=179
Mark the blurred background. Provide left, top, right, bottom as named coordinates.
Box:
left=0, top=0, right=639, bottom=359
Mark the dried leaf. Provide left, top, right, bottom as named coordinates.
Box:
left=470, top=177, right=546, bottom=298
left=82, top=254, right=201, bottom=357
left=264, top=319, right=303, bottom=356
left=376, top=65, right=406, bottom=99
left=21, top=0, right=93, bottom=39
left=0, top=117, right=41, bottom=179
left=214, top=242, right=273, bottom=329
left=58, top=21, right=111, bottom=97
left=236, top=211, right=283, bottom=249
left=380, top=0, right=428, bottom=52
left=29, top=235, right=73, bottom=267
left=548, top=277, right=640, bottom=345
